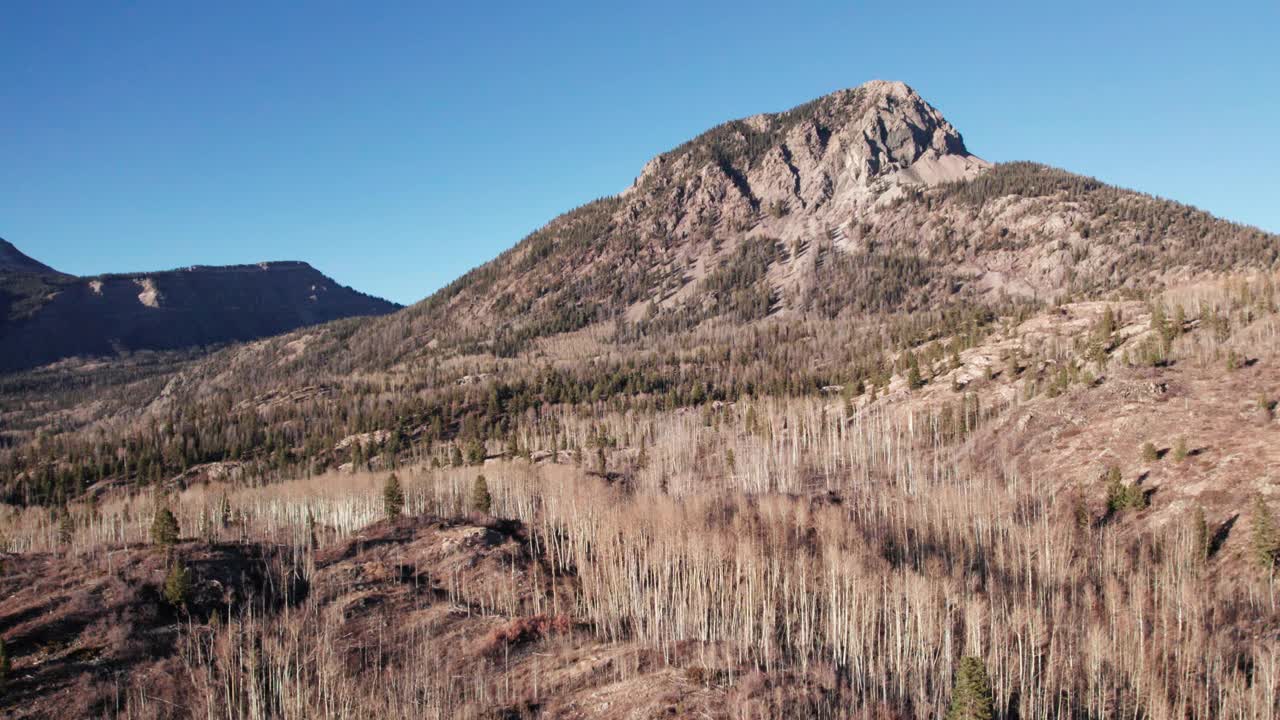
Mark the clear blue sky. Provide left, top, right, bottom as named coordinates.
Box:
left=3, top=1, right=1277, bottom=305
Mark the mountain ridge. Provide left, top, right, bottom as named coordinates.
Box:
left=0, top=238, right=66, bottom=276
left=0, top=244, right=401, bottom=372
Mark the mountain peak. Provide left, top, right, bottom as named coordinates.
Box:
left=628, top=80, right=983, bottom=203
left=0, top=238, right=64, bottom=276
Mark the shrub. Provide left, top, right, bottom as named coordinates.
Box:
left=1105, top=466, right=1146, bottom=513
left=478, top=615, right=571, bottom=659
left=1141, top=442, right=1159, bottom=463
left=946, top=656, right=995, bottom=720
left=151, top=506, right=180, bottom=547
left=383, top=473, right=404, bottom=520
left=1172, top=437, right=1189, bottom=463
left=471, top=475, right=492, bottom=515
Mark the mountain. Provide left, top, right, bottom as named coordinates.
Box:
left=2, top=80, right=1279, bottom=719
left=195, top=80, right=1274, bottom=376
left=0, top=238, right=66, bottom=275
left=0, top=248, right=401, bottom=372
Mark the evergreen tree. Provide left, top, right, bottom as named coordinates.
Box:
left=466, top=439, right=486, bottom=466
left=471, top=474, right=492, bottom=515
left=946, top=656, right=995, bottom=720
left=450, top=443, right=464, bottom=467
left=151, top=505, right=180, bottom=546
left=57, top=508, right=75, bottom=546
left=306, top=506, right=319, bottom=550
left=907, top=364, right=923, bottom=390
left=163, top=560, right=192, bottom=607
left=1252, top=495, right=1278, bottom=571
left=218, top=493, right=232, bottom=529
left=903, top=350, right=925, bottom=390
left=1192, top=507, right=1210, bottom=563
left=0, top=637, right=9, bottom=687
left=383, top=473, right=404, bottom=520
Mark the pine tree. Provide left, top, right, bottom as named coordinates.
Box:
left=383, top=473, right=404, bottom=520
left=946, top=656, right=995, bottom=720
left=466, top=439, right=486, bottom=466
left=306, top=506, right=319, bottom=550
left=1192, top=507, right=1210, bottom=563
left=450, top=443, right=464, bottom=467
left=1150, top=301, right=1167, bottom=336
left=218, top=493, right=232, bottom=529
left=57, top=508, right=75, bottom=546
left=1251, top=495, right=1278, bottom=571
left=907, top=364, right=924, bottom=390
left=163, top=560, right=192, bottom=607
left=1141, top=442, right=1159, bottom=463
left=151, top=505, right=180, bottom=546
left=0, top=637, right=9, bottom=686
left=471, top=475, right=492, bottom=515
left=1105, top=466, right=1127, bottom=513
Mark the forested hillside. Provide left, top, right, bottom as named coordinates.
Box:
left=1, top=81, right=1278, bottom=719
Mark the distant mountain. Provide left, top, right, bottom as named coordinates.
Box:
left=0, top=238, right=66, bottom=275
left=0, top=247, right=400, bottom=372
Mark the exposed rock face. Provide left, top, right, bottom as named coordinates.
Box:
left=623, top=80, right=988, bottom=243
left=0, top=256, right=400, bottom=372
